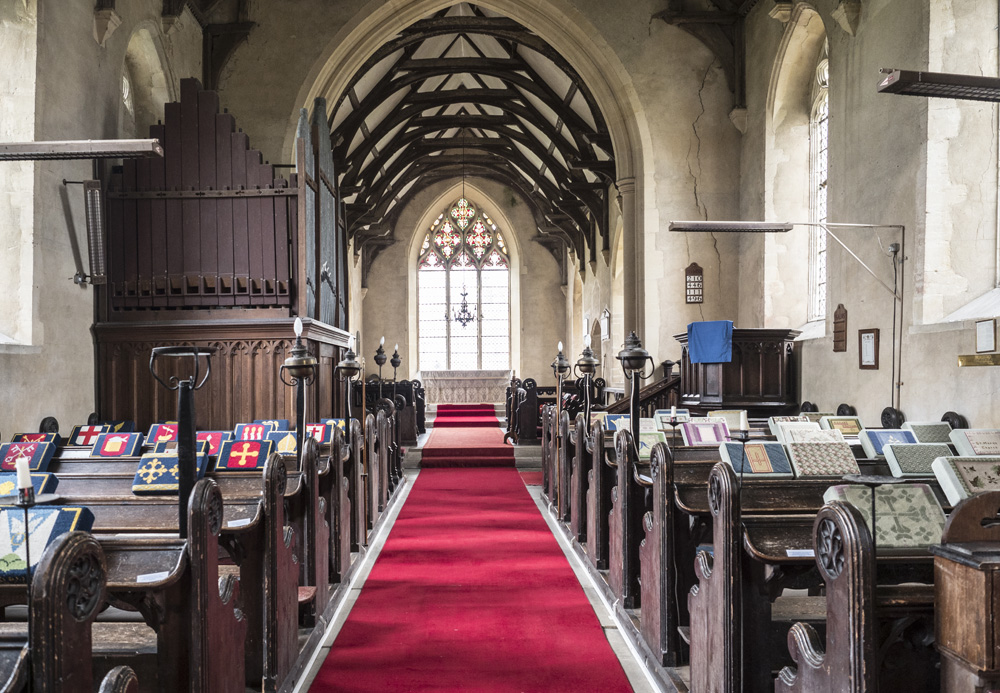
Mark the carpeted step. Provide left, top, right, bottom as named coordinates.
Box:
left=420, top=457, right=516, bottom=468
left=435, top=403, right=495, bottom=412
left=432, top=417, right=500, bottom=428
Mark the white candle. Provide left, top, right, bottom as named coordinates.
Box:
left=293, top=316, right=303, bottom=337
left=558, top=341, right=563, bottom=352
left=670, top=405, right=676, bottom=418
left=584, top=334, right=592, bottom=348
left=15, top=456, right=31, bottom=490
left=739, top=410, right=749, bottom=432
left=394, top=344, right=399, bottom=352
left=380, top=336, right=385, bottom=346
left=348, top=335, right=356, bottom=350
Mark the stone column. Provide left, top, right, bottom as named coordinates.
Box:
left=617, top=177, right=642, bottom=336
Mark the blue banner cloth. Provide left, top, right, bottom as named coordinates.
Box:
left=688, top=321, right=733, bottom=363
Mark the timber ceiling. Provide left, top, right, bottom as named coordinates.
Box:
left=329, top=3, right=616, bottom=274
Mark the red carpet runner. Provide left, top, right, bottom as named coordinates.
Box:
left=310, top=467, right=633, bottom=692
left=421, top=405, right=514, bottom=468
left=432, top=403, right=501, bottom=428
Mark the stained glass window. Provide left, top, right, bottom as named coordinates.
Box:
left=417, top=198, right=510, bottom=370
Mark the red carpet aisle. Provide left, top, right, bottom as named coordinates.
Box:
left=421, top=406, right=514, bottom=468
left=310, top=466, right=633, bottom=692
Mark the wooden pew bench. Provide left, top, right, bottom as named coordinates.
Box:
left=0, top=479, right=245, bottom=692
left=38, top=454, right=298, bottom=691
left=775, top=499, right=940, bottom=692
left=0, top=531, right=139, bottom=692
left=691, top=462, right=942, bottom=692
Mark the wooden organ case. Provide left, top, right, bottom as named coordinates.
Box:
left=93, top=78, right=350, bottom=432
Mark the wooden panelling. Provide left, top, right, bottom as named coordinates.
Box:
left=94, top=319, right=347, bottom=433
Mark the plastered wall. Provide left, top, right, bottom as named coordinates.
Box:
left=0, top=0, right=201, bottom=436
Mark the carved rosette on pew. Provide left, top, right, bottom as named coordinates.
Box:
left=32, top=532, right=108, bottom=692
left=775, top=501, right=876, bottom=693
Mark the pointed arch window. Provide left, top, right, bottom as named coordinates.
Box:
left=809, top=54, right=830, bottom=321
left=418, top=198, right=510, bottom=370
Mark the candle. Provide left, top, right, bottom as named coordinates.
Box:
left=558, top=341, right=563, bottom=352
left=293, top=316, right=303, bottom=337
left=739, top=410, right=749, bottom=432
left=394, top=344, right=399, bottom=352
left=584, top=334, right=592, bottom=348
left=670, top=405, right=676, bottom=419
left=380, top=336, right=385, bottom=346
left=348, top=335, right=356, bottom=350
left=15, top=456, right=31, bottom=490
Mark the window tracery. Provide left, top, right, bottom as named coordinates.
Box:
left=418, top=198, right=510, bottom=370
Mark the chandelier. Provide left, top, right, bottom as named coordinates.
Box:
left=449, top=287, right=477, bottom=327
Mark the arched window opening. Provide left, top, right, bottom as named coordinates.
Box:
left=418, top=198, right=510, bottom=370
left=809, top=51, right=830, bottom=321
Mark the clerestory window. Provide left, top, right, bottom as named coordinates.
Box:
left=417, top=198, right=510, bottom=370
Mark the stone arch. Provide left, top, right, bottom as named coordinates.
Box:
left=120, top=24, right=175, bottom=138
left=762, top=3, right=827, bottom=329
left=287, top=0, right=653, bottom=334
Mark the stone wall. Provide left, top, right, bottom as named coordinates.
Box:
left=0, top=0, right=201, bottom=436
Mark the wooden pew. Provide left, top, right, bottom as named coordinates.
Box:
left=636, top=442, right=684, bottom=667
left=930, top=491, right=1000, bottom=692
left=0, top=531, right=139, bottom=692
left=45, top=454, right=297, bottom=690
left=584, top=420, right=613, bottom=570
left=556, top=410, right=574, bottom=522
left=568, top=413, right=589, bottom=542
left=319, top=424, right=353, bottom=583
left=775, top=500, right=937, bottom=693
left=607, top=429, right=643, bottom=609
left=92, top=478, right=247, bottom=691
left=541, top=404, right=556, bottom=504
left=691, top=462, right=938, bottom=692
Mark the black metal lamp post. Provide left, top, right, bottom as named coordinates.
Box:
left=617, top=331, right=655, bottom=455
left=574, top=335, right=600, bottom=434
left=335, top=336, right=362, bottom=422
left=551, top=341, right=571, bottom=510
left=149, top=345, right=217, bottom=538
left=374, top=337, right=387, bottom=401
left=279, top=318, right=319, bottom=470
left=390, top=344, right=401, bottom=399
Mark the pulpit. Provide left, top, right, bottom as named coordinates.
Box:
left=674, top=328, right=799, bottom=416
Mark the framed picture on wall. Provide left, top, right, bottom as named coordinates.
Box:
left=976, top=318, right=996, bottom=353
left=859, top=328, right=879, bottom=370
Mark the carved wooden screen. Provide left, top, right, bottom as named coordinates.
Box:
left=106, top=78, right=295, bottom=310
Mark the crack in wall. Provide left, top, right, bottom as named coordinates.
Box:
left=687, top=63, right=712, bottom=221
